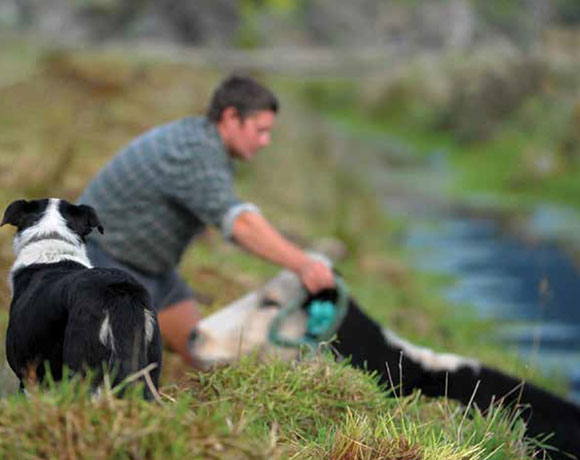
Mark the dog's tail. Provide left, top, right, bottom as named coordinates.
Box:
left=64, top=271, right=162, bottom=399
left=102, top=281, right=161, bottom=395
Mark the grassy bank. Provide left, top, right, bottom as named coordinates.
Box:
left=300, top=48, right=580, bottom=210
left=0, top=355, right=536, bottom=459
left=0, top=40, right=553, bottom=458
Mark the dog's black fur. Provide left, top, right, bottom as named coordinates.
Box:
left=305, top=289, right=580, bottom=460
left=2, top=198, right=161, bottom=398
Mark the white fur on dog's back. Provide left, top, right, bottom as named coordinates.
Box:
left=99, top=313, right=116, bottom=353
left=144, top=309, right=155, bottom=344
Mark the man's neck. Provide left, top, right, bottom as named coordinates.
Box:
left=215, top=120, right=234, bottom=157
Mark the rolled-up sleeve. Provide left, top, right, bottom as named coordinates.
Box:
left=221, top=202, right=262, bottom=240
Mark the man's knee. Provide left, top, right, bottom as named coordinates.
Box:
left=157, top=299, right=202, bottom=364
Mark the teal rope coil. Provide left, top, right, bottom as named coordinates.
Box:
left=268, top=276, right=349, bottom=349
left=307, top=300, right=336, bottom=336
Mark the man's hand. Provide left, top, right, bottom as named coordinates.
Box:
left=232, top=211, right=336, bottom=293
left=298, top=258, right=335, bottom=293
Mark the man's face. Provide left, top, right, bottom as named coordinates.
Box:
left=222, top=109, right=276, bottom=161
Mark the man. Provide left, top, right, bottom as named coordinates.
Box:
left=79, top=75, right=335, bottom=365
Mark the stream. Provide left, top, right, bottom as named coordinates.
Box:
left=404, top=208, right=580, bottom=400
left=337, top=120, right=580, bottom=400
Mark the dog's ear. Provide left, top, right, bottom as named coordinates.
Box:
left=76, top=204, right=104, bottom=236
left=64, top=204, right=104, bottom=238
left=1, top=200, right=30, bottom=228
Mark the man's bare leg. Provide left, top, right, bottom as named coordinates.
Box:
left=157, top=299, right=203, bottom=365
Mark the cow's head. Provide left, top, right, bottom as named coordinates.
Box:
left=189, top=271, right=346, bottom=369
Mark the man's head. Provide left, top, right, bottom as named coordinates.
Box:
left=208, top=75, right=279, bottom=160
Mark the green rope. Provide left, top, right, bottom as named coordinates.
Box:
left=268, top=276, right=349, bottom=349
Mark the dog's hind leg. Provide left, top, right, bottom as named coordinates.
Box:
left=62, top=308, right=111, bottom=389
left=100, top=283, right=161, bottom=398
left=143, top=311, right=162, bottom=400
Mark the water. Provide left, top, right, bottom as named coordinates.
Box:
left=403, top=211, right=580, bottom=398
left=331, top=117, right=580, bottom=398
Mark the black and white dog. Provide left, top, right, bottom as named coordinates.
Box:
left=1, top=198, right=162, bottom=398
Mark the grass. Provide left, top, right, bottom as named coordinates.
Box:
left=0, top=38, right=563, bottom=458
left=0, top=355, right=537, bottom=459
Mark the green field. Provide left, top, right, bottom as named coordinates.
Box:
left=0, top=38, right=567, bottom=458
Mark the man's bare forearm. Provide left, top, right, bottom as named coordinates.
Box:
left=231, top=211, right=309, bottom=272
left=231, top=211, right=335, bottom=293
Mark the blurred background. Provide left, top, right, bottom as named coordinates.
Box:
left=1, top=0, right=580, bottom=399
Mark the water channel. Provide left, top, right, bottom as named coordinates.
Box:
left=337, top=120, right=580, bottom=400
left=404, top=208, right=580, bottom=400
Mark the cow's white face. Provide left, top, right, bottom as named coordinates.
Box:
left=189, top=270, right=310, bottom=370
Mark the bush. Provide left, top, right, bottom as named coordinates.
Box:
left=437, top=54, right=546, bottom=142
left=356, top=50, right=548, bottom=143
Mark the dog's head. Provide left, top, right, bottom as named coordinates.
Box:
left=1, top=198, right=103, bottom=255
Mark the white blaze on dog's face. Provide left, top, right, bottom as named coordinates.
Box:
left=189, top=270, right=310, bottom=370
left=1, top=198, right=104, bottom=277
left=11, top=199, right=80, bottom=254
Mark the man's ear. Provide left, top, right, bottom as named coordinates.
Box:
left=221, top=106, right=242, bottom=124
left=1, top=200, right=29, bottom=228
left=73, top=204, right=104, bottom=237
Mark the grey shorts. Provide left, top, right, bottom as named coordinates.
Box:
left=85, top=241, right=195, bottom=312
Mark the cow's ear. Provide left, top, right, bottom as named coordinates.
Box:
left=1, top=200, right=30, bottom=228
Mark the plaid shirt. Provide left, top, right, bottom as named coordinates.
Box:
left=79, top=117, right=260, bottom=274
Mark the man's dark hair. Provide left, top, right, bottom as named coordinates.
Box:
left=207, top=75, right=279, bottom=122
